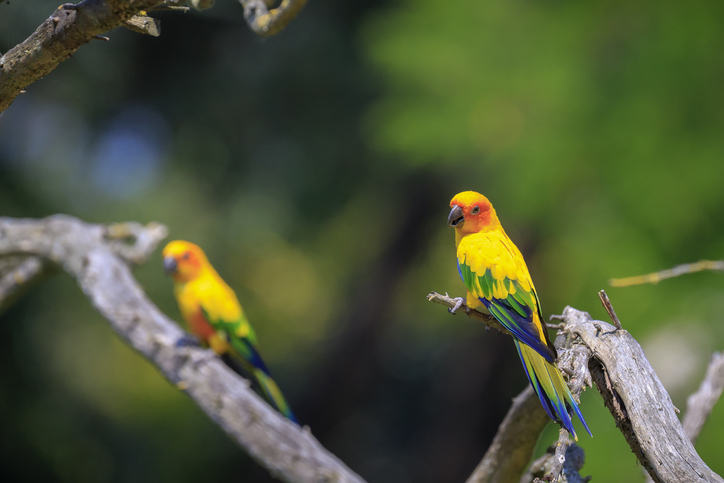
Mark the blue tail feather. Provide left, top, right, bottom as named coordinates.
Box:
left=515, top=341, right=590, bottom=439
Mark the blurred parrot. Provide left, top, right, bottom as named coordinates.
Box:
left=447, top=191, right=590, bottom=439
left=162, top=240, right=298, bottom=424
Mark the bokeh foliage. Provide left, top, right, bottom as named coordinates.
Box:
left=1, top=0, right=724, bottom=482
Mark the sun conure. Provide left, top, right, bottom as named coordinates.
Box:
left=447, top=191, right=590, bottom=439
left=163, top=240, right=297, bottom=423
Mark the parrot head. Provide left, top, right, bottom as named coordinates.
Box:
left=448, top=191, right=499, bottom=234
left=162, top=240, right=209, bottom=283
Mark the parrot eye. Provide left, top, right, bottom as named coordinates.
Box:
left=471, top=206, right=480, bottom=215
left=182, top=252, right=190, bottom=260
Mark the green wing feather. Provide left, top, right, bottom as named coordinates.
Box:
left=198, top=286, right=298, bottom=424
left=456, top=231, right=590, bottom=438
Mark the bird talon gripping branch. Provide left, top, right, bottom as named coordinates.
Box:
left=446, top=191, right=591, bottom=439
left=448, top=296, right=466, bottom=314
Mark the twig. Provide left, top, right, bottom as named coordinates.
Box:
left=426, top=291, right=511, bottom=336
left=543, top=428, right=571, bottom=482
left=465, top=386, right=550, bottom=483
left=610, top=260, right=724, bottom=287
left=240, top=0, right=307, bottom=37
left=523, top=443, right=588, bottom=483
left=124, top=15, right=162, bottom=37
left=0, top=215, right=366, bottom=483
left=0, top=256, right=52, bottom=314
left=597, top=290, right=622, bottom=330
left=682, top=352, right=724, bottom=444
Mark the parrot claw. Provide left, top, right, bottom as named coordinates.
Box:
left=448, top=297, right=466, bottom=314
left=176, top=333, right=201, bottom=348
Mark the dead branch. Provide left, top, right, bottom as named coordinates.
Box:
left=428, top=294, right=723, bottom=483
left=522, top=442, right=588, bottom=483
left=465, top=386, right=550, bottom=483
left=610, top=260, right=724, bottom=287
left=0, top=215, right=365, bottom=483
left=0, top=0, right=307, bottom=114
left=464, top=312, right=592, bottom=483
left=427, top=291, right=511, bottom=336
left=0, top=0, right=161, bottom=114
left=0, top=255, right=51, bottom=313
left=561, top=307, right=722, bottom=483
left=240, top=0, right=308, bottom=37
left=683, top=352, right=724, bottom=444
left=597, top=289, right=622, bottom=330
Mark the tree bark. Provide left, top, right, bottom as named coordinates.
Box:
left=0, top=215, right=365, bottom=483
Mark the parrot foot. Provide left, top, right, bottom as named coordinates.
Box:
left=176, top=333, right=201, bottom=348
left=448, top=297, right=466, bottom=314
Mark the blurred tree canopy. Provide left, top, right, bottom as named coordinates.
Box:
left=1, top=0, right=723, bottom=482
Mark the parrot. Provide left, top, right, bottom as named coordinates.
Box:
left=162, top=240, right=298, bottom=424
left=447, top=191, right=590, bottom=439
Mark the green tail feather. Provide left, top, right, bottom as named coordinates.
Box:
left=253, top=369, right=298, bottom=424
left=516, top=342, right=591, bottom=439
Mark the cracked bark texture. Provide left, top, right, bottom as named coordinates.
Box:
left=0, top=215, right=365, bottom=483
left=430, top=292, right=723, bottom=483
left=561, top=306, right=723, bottom=483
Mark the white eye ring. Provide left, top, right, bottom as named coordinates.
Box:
left=471, top=206, right=480, bottom=215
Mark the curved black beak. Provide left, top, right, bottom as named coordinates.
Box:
left=163, top=256, right=178, bottom=276
left=448, top=205, right=464, bottom=228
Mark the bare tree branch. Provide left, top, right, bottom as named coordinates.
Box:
left=610, top=260, right=724, bottom=287
left=0, top=0, right=307, bottom=114
left=465, top=386, right=550, bottom=483
left=427, top=291, right=511, bottom=336
left=0, top=215, right=365, bottom=483
left=597, top=289, right=622, bottom=330
left=522, top=442, right=588, bottom=483
left=0, top=255, right=51, bottom=313
left=462, top=306, right=592, bottom=483
left=240, top=0, right=308, bottom=37
left=429, top=293, right=723, bottom=483
left=0, top=0, right=162, bottom=114
left=683, top=352, right=724, bottom=444
left=540, top=428, right=571, bottom=483
left=560, top=307, right=723, bottom=483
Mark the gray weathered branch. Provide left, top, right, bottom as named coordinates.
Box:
left=560, top=307, right=722, bottom=483
left=240, top=0, right=307, bottom=37
left=429, top=292, right=723, bottom=483
left=683, top=352, right=724, bottom=444
left=521, top=442, right=587, bottom=483
left=0, top=215, right=365, bottom=483
left=0, top=255, right=51, bottom=313
left=465, top=386, right=550, bottom=483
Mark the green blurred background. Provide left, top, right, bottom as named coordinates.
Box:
left=2, top=0, right=724, bottom=481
